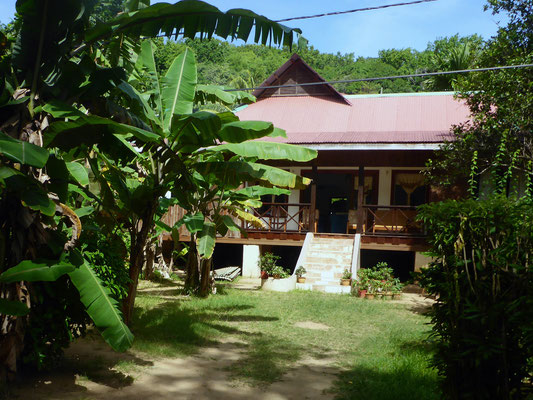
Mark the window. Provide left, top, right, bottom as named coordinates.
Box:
left=391, top=171, right=427, bottom=206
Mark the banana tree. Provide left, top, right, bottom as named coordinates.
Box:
left=126, top=40, right=316, bottom=296
left=1, top=0, right=302, bottom=378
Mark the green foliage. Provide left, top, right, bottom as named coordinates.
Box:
left=355, top=262, right=396, bottom=294
left=426, top=1, right=532, bottom=192
left=0, top=299, right=29, bottom=316
left=21, top=277, right=92, bottom=371
left=153, top=34, right=483, bottom=96
left=270, top=265, right=290, bottom=279
left=68, top=255, right=134, bottom=352
left=342, top=268, right=352, bottom=280
left=294, top=266, right=306, bottom=278
left=79, top=223, right=130, bottom=301
left=258, top=252, right=281, bottom=276
left=0, top=0, right=304, bottom=379
left=417, top=197, right=533, bottom=399
left=0, top=260, right=75, bottom=284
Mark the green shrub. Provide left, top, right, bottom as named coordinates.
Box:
left=355, top=262, right=396, bottom=294
left=417, top=197, right=533, bottom=399
left=258, top=252, right=281, bottom=276
left=80, top=223, right=130, bottom=301
left=271, top=265, right=290, bottom=279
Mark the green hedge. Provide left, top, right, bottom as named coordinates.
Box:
left=417, top=197, right=533, bottom=399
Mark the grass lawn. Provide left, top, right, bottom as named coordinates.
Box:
left=131, top=279, right=440, bottom=400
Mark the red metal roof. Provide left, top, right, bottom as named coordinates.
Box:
left=235, top=93, right=470, bottom=144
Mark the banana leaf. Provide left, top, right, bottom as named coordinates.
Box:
left=0, top=260, right=75, bottom=284
left=0, top=299, right=29, bottom=316
left=68, top=260, right=134, bottom=352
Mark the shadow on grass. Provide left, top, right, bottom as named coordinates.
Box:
left=229, top=335, right=302, bottom=385
left=131, top=301, right=276, bottom=356
left=332, top=362, right=440, bottom=400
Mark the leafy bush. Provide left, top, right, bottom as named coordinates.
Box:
left=20, top=221, right=131, bottom=371
left=21, top=278, right=91, bottom=371
left=355, top=262, right=396, bottom=294
left=271, top=265, right=290, bottom=279
left=417, top=197, right=533, bottom=399
left=80, top=222, right=130, bottom=301
left=258, top=252, right=281, bottom=276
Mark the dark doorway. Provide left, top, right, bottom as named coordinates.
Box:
left=301, top=170, right=379, bottom=233
left=261, top=245, right=301, bottom=274
left=213, top=244, right=243, bottom=270
left=360, top=249, right=415, bottom=282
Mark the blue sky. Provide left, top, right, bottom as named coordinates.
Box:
left=0, top=0, right=506, bottom=57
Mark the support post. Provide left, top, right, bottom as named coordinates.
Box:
left=309, top=163, right=318, bottom=232
left=356, top=165, right=365, bottom=234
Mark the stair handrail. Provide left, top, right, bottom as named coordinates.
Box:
left=293, top=232, right=314, bottom=277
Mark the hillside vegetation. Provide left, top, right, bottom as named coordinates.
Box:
left=154, top=34, right=483, bottom=94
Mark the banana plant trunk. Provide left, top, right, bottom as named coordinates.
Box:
left=199, top=258, right=213, bottom=297
left=123, top=202, right=157, bottom=326
left=144, top=242, right=156, bottom=281
left=185, top=237, right=199, bottom=292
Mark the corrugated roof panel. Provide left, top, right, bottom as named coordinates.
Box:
left=236, top=93, right=470, bottom=144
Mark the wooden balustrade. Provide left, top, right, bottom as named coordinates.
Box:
left=361, top=205, right=423, bottom=236
left=245, top=202, right=314, bottom=233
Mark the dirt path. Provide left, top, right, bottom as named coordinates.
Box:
left=11, top=336, right=337, bottom=400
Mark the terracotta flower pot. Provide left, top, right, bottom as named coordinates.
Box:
left=260, top=270, right=269, bottom=279
left=365, top=293, right=375, bottom=300
left=297, top=277, right=306, bottom=283
left=358, top=289, right=367, bottom=298
left=341, top=279, right=351, bottom=286
left=392, top=293, right=402, bottom=300
left=273, top=274, right=281, bottom=279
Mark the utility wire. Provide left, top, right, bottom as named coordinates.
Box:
left=275, top=0, right=439, bottom=22
left=224, top=63, right=533, bottom=92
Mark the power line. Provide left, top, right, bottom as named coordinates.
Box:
left=275, top=0, right=439, bottom=23
left=224, top=64, right=533, bottom=92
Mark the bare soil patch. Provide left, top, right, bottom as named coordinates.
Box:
left=294, top=321, right=331, bottom=331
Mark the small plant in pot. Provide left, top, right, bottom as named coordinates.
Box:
left=341, top=268, right=352, bottom=286
left=382, top=280, right=393, bottom=300
left=392, top=278, right=403, bottom=300
left=365, top=284, right=375, bottom=300
left=356, top=268, right=370, bottom=298
left=295, top=266, right=307, bottom=283
left=271, top=265, right=289, bottom=279
left=258, top=252, right=281, bottom=279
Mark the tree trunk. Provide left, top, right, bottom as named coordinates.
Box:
left=144, top=242, right=156, bottom=280
left=122, top=202, right=157, bottom=326
left=199, top=258, right=213, bottom=297
left=184, top=237, right=199, bottom=292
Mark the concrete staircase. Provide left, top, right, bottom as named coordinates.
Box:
left=296, top=234, right=356, bottom=294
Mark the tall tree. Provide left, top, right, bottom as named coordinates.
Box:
left=426, top=0, right=532, bottom=193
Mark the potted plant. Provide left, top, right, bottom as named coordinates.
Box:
left=271, top=265, right=289, bottom=279
left=356, top=268, right=370, bottom=298
left=295, top=266, right=307, bottom=283
left=341, top=268, right=352, bottom=286
left=258, top=252, right=281, bottom=279
left=365, top=285, right=375, bottom=300
left=392, top=278, right=403, bottom=300
left=382, top=280, right=393, bottom=300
